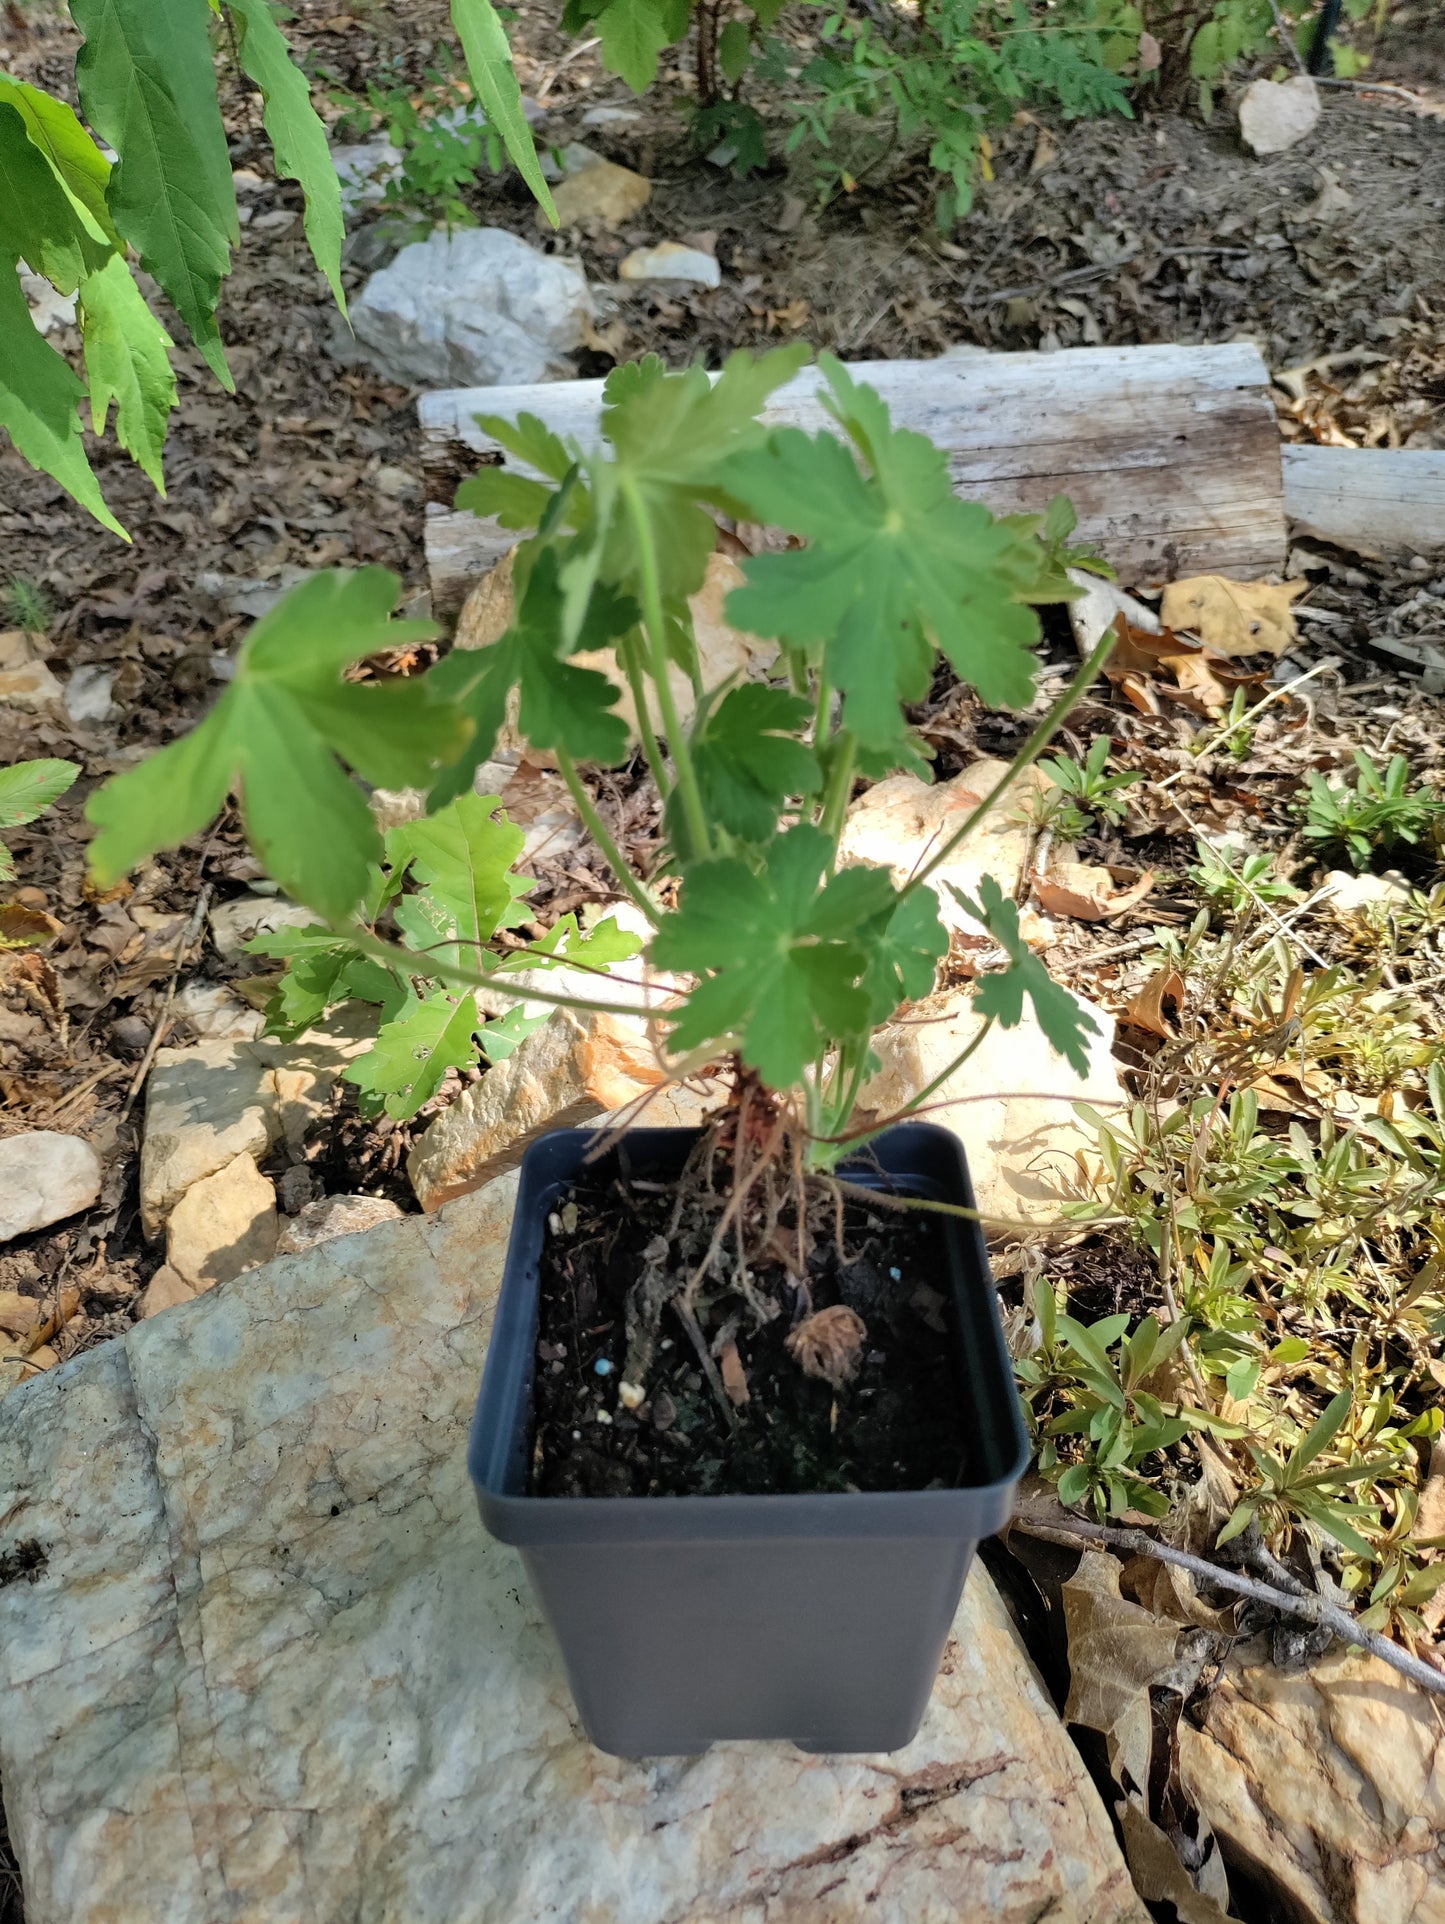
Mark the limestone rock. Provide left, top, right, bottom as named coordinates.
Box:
left=1180, top=1645, right=1445, bottom=1924
left=409, top=1006, right=715, bottom=1210
left=139, top=1265, right=198, bottom=1318
left=546, top=155, right=651, bottom=231
left=64, top=663, right=117, bottom=724
left=173, top=979, right=264, bottom=1042
left=857, top=987, right=1124, bottom=1231
left=330, top=138, right=403, bottom=216
left=350, top=228, right=591, bottom=388
left=619, top=241, right=721, bottom=288
left=165, top=1154, right=279, bottom=1291
left=0, top=1132, right=103, bottom=1242
left=208, top=893, right=319, bottom=961
left=0, top=1176, right=1145, bottom=1924
left=840, top=759, right=1039, bottom=947
left=1239, top=74, right=1321, bottom=156
left=276, top=1193, right=405, bottom=1255
left=140, top=1039, right=280, bottom=1238
left=0, top=1289, right=40, bottom=1335
left=0, top=655, right=63, bottom=712
left=1322, top=868, right=1413, bottom=917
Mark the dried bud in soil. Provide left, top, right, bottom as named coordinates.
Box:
left=786, top=1306, right=868, bottom=1390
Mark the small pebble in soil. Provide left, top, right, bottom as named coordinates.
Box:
left=594, top=1358, right=613, bottom=1376
left=596, top=1409, right=612, bottom=1426
left=547, top=1212, right=563, bottom=1236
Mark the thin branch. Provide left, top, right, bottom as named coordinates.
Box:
left=1010, top=1509, right=1445, bottom=1700
left=834, top=1176, right=1125, bottom=1236
left=342, top=924, right=664, bottom=1022
left=905, top=630, right=1116, bottom=898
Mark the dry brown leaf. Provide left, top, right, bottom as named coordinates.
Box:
left=1104, top=613, right=1267, bottom=717
left=1159, top=576, right=1308, bottom=659
left=1062, top=1549, right=1190, bottom=1794
left=718, top=1339, right=750, bottom=1407
left=1124, top=966, right=1185, bottom=1038
left=1034, top=862, right=1156, bottom=923
left=0, top=904, right=61, bottom=948
left=1118, top=1796, right=1234, bottom=1924
left=786, top=1305, right=867, bottom=1388
left=1121, top=1554, right=1238, bottom=1637
left=0, top=1289, right=41, bottom=1337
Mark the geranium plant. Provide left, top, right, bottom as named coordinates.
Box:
left=85, top=348, right=1110, bottom=1169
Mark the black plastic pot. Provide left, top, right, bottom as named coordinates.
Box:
left=469, top=1122, right=1029, bottom=1757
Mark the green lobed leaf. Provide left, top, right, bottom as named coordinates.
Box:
left=451, top=0, right=558, bottom=226
left=722, top=357, right=1046, bottom=746
left=0, top=258, right=127, bottom=539
left=249, top=920, right=408, bottom=1039
left=953, top=874, right=1099, bottom=1077
left=228, top=0, right=347, bottom=313
left=347, top=987, right=481, bottom=1118
left=86, top=569, right=464, bottom=917
left=651, top=823, right=884, bottom=1088
left=72, top=0, right=238, bottom=387
left=78, top=251, right=176, bottom=491
left=676, top=682, right=821, bottom=847
left=592, top=0, right=681, bottom=91
left=385, top=791, right=528, bottom=969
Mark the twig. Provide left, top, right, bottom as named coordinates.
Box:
left=1156, top=660, right=1334, bottom=789
left=834, top=1176, right=1123, bottom=1236
left=118, top=883, right=214, bottom=1122
left=1010, top=1508, right=1445, bottom=1699
left=1267, top=0, right=1308, bottom=73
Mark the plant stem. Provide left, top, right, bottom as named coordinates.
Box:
left=622, top=476, right=711, bottom=858
left=819, top=729, right=857, bottom=847
left=1010, top=1507, right=1445, bottom=1701
left=341, top=924, right=656, bottom=1023
left=873, top=1015, right=996, bottom=1132
left=555, top=748, right=660, bottom=924
left=618, top=632, right=671, bottom=803
left=904, top=630, right=1116, bottom=899
left=833, top=1176, right=1124, bottom=1236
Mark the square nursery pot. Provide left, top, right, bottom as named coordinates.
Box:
left=469, top=1122, right=1029, bottom=1757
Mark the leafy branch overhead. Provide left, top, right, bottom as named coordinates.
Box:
left=1, top=0, right=551, bottom=530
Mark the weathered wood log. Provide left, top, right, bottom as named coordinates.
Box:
left=1282, top=445, right=1445, bottom=555
left=419, top=343, right=1289, bottom=612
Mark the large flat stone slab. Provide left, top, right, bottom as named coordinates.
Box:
left=0, top=1171, right=1145, bottom=1924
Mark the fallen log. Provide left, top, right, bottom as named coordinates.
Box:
left=418, top=342, right=1289, bottom=612
left=1282, top=444, right=1445, bottom=555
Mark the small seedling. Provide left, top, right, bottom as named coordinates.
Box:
left=2, top=579, right=55, bottom=639
left=1189, top=838, right=1298, bottom=915
left=1030, top=735, right=1143, bottom=841
left=1298, top=751, right=1445, bottom=871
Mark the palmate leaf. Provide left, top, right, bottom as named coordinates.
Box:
left=0, top=258, right=127, bottom=539
left=72, top=0, right=238, bottom=387
left=591, top=0, right=690, bottom=91
left=426, top=547, right=633, bottom=807
left=229, top=0, right=346, bottom=313
left=78, top=252, right=176, bottom=491
left=651, top=823, right=889, bottom=1089
left=721, top=356, right=1047, bottom=748
left=248, top=920, right=409, bottom=1040
left=674, top=683, right=821, bottom=848
left=451, top=0, right=558, bottom=226
left=952, top=874, right=1098, bottom=1077
left=86, top=569, right=467, bottom=918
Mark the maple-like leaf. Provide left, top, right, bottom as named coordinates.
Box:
left=720, top=355, right=1047, bottom=747
left=670, top=682, right=821, bottom=849
left=950, top=874, right=1098, bottom=1076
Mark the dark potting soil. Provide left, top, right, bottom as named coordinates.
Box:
left=529, top=1175, right=972, bottom=1499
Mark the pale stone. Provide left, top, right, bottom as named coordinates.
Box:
left=619, top=241, right=722, bottom=288
left=270, top=1009, right=377, bottom=1157
left=276, top=1193, right=405, bottom=1255
left=139, top=1039, right=280, bottom=1238
left=1180, top=1646, right=1445, bottom=1924
left=1238, top=75, right=1322, bottom=156
left=165, top=1154, right=279, bottom=1291
left=454, top=549, right=775, bottom=752
left=330, top=138, right=403, bottom=217
left=0, top=1289, right=40, bottom=1335
left=0, top=1176, right=1144, bottom=1924
left=1322, top=868, right=1413, bottom=916
left=209, top=893, right=319, bottom=961
left=350, top=228, right=591, bottom=389
left=0, top=1132, right=103, bottom=1242
left=840, top=759, right=1038, bottom=946
left=139, top=1265, right=198, bottom=1318
left=173, top=979, right=264, bottom=1041
left=545, top=155, right=651, bottom=231
left=409, top=1006, right=715, bottom=1210
left=857, top=987, right=1125, bottom=1231
left=64, top=663, right=117, bottom=723
left=0, top=658, right=63, bottom=712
